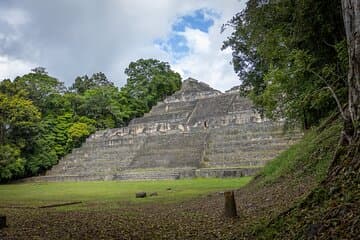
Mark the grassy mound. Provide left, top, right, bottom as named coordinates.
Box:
left=245, top=120, right=360, bottom=239
left=258, top=122, right=342, bottom=185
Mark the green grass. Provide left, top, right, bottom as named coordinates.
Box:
left=0, top=177, right=251, bottom=207
left=248, top=118, right=360, bottom=239
left=259, top=121, right=342, bottom=184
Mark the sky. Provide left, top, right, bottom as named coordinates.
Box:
left=0, top=0, right=245, bottom=92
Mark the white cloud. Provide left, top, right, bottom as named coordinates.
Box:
left=180, top=28, right=211, bottom=54
left=0, top=8, right=29, bottom=27
left=163, top=4, right=243, bottom=92
left=0, top=55, right=35, bottom=80
left=0, top=0, right=246, bottom=91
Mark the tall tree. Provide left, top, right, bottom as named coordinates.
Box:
left=223, top=0, right=346, bottom=128
left=79, top=86, right=126, bottom=128
left=0, top=93, right=41, bottom=180
left=13, top=68, right=66, bottom=114
left=0, top=93, right=41, bottom=146
left=70, top=72, right=114, bottom=94
left=341, top=0, right=360, bottom=143
left=123, top=58, right=181, bottom=111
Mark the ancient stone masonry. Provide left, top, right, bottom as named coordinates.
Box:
left=29, top=78, right=302, bottom=182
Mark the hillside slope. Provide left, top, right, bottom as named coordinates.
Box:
left=240, top=119, right=360, bottom=239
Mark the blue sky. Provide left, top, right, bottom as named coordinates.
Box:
left=156, top=9, right=220, bottom=60
left=172, top=9, right=219, bottom=33
left=0, top=1, right=245, bottom=91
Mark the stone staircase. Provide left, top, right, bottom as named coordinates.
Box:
left=25, top=78, right=303, bottom=182
left=46, top=135, right=146, bottom=176
left=130, top=132, right=206, bottom=169
left=203, top=122, right=302, bottom=168
left=187, top=94, right=236, bottom=125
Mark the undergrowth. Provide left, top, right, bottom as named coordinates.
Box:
left=245, top=119, right=360, bottom=239
left=258, top=121, right=342, bottom=184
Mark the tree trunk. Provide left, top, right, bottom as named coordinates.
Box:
left=0, top=215, right=6, bottom=229
left=224, top=191, right=237, bottom=218
left=342, top=0, right=360, bottom=142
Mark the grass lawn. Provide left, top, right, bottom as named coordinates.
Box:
left=0, top=177, right=251, bottom=208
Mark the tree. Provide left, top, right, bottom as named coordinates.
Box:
left=13, top=68, right=66, bottom=113
left=79, top=86, right=126, bottom=128
left=68, top=122, right=95, bottom=147
left=0, top=144, right=25, bottom=181
left=31, top=67, right=47, bottom=75
left=70, top=72, right=114, bottom=94
left=25, top=137, right=58, bottom=175
left=71, top=75, right=91, bottom=94
left=0, top=79, right=28, bottom=98
left=0, top=93, right=41, bottom=146
left=123, top=58, right=181, bottom=111
left=0, top=93, right=41, bottom=181
left=341, top=0, right=360, bottom=143
left=222, top=0, right=347, bottom=128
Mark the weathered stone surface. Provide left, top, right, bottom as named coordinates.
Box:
left=29, top=78, right=302, bottom=182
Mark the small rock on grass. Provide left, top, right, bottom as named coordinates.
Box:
left=150, top=192, right=158, bottom=197
left=135, top=192, right=146, bottom=198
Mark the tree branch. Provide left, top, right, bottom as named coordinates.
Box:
left=309, top=69, right=347, bottom=121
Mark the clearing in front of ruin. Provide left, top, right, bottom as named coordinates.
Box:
left=0, top=177, right=251, bottom=208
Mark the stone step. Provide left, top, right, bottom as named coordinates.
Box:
left=207, top=143, right=290, bottom=154
left=22, top=167, right=262, bottom=182
left=205, top=151, right=280, bottom=162
left=113, top=171, right=181, bottom=180
left=142, top=100, right=196, bottom=116
left=228, top=95, right=254, bottom=112
left=131, top=111, right=190, bottom=125
left=131, top=153, right=202, bottom=168
left=205, top=160, right=267, bottom=167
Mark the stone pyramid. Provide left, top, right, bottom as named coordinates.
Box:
left=29, top=78, right=302, bottom=181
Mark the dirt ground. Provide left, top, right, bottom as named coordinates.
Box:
left=0, top=175, right=315, bottom=240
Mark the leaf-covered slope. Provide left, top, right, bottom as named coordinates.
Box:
left=243, top=120, right=360, bottom=239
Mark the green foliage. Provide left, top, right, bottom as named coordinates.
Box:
left=79, top=86, right=125, bottom=128
left=259, top=121, right=342, bottom=184
left=44, top=113, right=74, bottom=157
left=223, top=0, right=347, bottom=128
left=68, top=122, right=94, bottom=147
left=247, top=122, right=359, bottom=239
left=0, top=60, right=181, bottom=181
left=0, top=93, right=41, bottom=148
left=123, top=58, right=181, bottom=112
left=70, top=72, right=114, bottom=94
left=26, top=138, right=58, bottom=175
left=0, top=144, right=25, bottom=181
left=13, top=69, right=65, bottom=114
